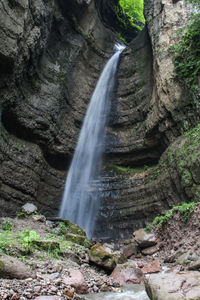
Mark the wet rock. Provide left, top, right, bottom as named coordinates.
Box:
left=89, top=244, right=116, bottom=271
left=63, top=269, right=88, bottom=294
left=133, top=229, right=157, bottom=249
left=141, top=260, right=161, bottom=274
left=0, top=254, right=36, bottom=279
left=145, top=271, right=200, bottom=300
left=22, top=203, right=37, bottom=215
left=111, top=262, right=144, bottom=285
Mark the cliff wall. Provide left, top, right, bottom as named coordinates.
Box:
left=0, top=0, right=199, bottom=239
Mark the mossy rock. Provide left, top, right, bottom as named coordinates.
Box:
left=33, top=240, right=60, bottom=251
left=64, top=233, right=91, bottom=248
left=89, top=244, right=116, bottom=270
left=61, top=220, right=86, bottom=236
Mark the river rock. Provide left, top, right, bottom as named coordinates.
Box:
left=133, top=229, right=157, bottom=248
left=89, top=244, right=116, bottom=270
left=141, top=245, right=159, bottom=256
left=145, top=271, right=200, bottom=300
left=141, top=260, right=161, bottom=274
left=34, top=297, right=60, bottom=300
left=0, top=254, right=36, bottom=279
left=111, top=262, right=144, bottom=284
left=62, top=269, right=88, bottom=294
left=123, top=242, right=139, bottom=258
left=188, top=257, right=200, bottom=271
left=22, top=203, right=37, bottom=215
left=32, top=215, right=46, bottom=222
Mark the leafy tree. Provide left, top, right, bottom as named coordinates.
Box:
left=119, top=0, right=145, bottom=28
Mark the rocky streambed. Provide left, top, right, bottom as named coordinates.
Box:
left=1, top=203, right=200, bottom=300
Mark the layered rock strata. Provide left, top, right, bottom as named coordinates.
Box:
left=0, top=0, right=199, bottom=239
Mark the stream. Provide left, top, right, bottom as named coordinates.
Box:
left=84, top=284, right=150, bottom=300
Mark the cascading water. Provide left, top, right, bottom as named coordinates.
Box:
left=59, top=44, right=125, bottom=238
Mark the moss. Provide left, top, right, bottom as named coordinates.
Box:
left=106, top=165, right=149, bottom=174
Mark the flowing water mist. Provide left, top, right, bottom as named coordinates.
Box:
left=59, top=44, right=125, bottom=238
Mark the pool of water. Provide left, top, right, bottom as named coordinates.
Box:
left=84, top=284, right=150, bottom=300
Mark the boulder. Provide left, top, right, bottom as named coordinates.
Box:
left=0, top=254, right=36, bottom=279
left=111, top=262, right=144, bottom=285
left=141, top=259, right=161, bottom=274
left=33, top=240, right=60, bottom=251
left=188, top=257, right=200, bottom=271
left=62, top=269, right=88, bottom=294
left=32, top=215, right=46, bottom=222
left=141, top=245, right=159, bottom=256
left=89, top=244, right=116, bottom=271
left=145, top=271, right=200, bottom=300
left=22, top=203, right=37, bottom=215
left=175, top=252, right=190, bottom=266
left=123, top=242, right=139, bottom=258
left=133, top=229, right=157, bottom=248
left=64, top=233, right=91, bottom=247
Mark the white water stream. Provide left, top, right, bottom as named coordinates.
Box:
left=59, top=44, right=125, bottom=238
left=85, top=285, right=150, bottom=300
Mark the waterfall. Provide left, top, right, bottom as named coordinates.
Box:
left=59, top=44, right=125, bottom=238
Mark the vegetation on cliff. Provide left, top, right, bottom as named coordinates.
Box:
left=170, top=0, right=200, bottom=92
left=115, top=0, right=145, bottom=42
left=119, top=0, right=145, bottom=29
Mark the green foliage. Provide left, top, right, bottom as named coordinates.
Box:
left=0, top=231, right=14, bottom=254
left=1, top=221, right=13, bottom=231
left=144, top=224, right=152, bottom=233
left=107, top=165, right=149, bottom=174
left=189, top=0, right=200, bottom=8
left=119, top=0, right=145, bottom=30
left=19, top=230, right=40, bottom=252
left=116, top=32, right=127, bottom=44
left=17, top=210, right=27, bottom=219
left=152, top=202, right=200, bottom=227
left=170, top=13, right=200, bottom=92
left=59, top=222, right=67, bottom=235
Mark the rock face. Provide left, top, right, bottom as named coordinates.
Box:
left=0, top=0, right=199, bottom=239
left=145, top=271, right=200, bottom=300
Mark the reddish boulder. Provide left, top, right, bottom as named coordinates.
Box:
left=111, top=262, right=144, bottom=285
left=141, top=260, right=161, bottom=274
left=63, top=269, right=88, bottom=294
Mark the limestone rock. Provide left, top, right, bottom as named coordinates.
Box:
left=89, top=244, right=116, bottom=271
left=141, top=260, right=161, bottom=274
left=145, top=271, right=200, bottom=300
left=141, top=245, right=159, bottom=256
left=0, top=254, right=36, bottom=279
left=32, top=215, right=46, bottom=222
left=111, top=262, right=144, bottom=285
left=123, top=242, right=139, bottom=258
left=62, top=269, right=88, bottom=294
left=22, top=203, right=37, bottom=215
left=133, top=229, right=157, bottom=248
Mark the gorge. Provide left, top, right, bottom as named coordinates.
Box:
left=0, top=0, right=199, bottom=239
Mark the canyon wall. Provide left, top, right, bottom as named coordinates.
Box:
left=0, top=0, right=199, bottom=239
